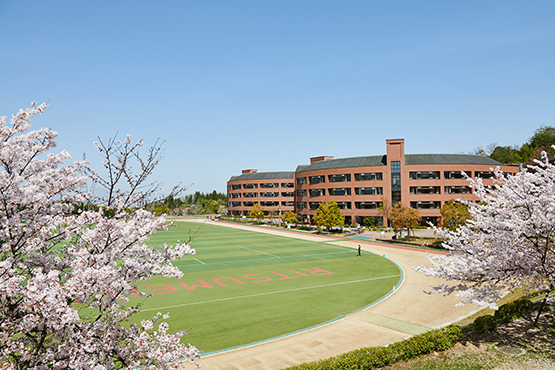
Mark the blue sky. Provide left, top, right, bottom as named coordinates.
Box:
left=1, top=1, right=554, bottom=194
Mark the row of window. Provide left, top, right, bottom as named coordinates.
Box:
left=410, top=186, right=471, bottom=195
left=297, top=201, right=378, bottom=210
left=294, top=171, right=496, bottom=185
left=229, top=182, right=294, bottom=190
left=297, top=173, right=383, bottom=185
left=411, top=171, right=495, bottom=180
left=230, top=210, right=288, bottom=216
left=230, top=192, right=295, bottom=198
left=231, top=200, right=460, bottom=211
left=230, top=201, right=295, bottom=207
left=231, top=210, right=294, bottom=217
left=301, top=186, right=470, bottom=196
left=297, top=201, right=445, bottom=210
left=297, top=187, right=384, bottom=196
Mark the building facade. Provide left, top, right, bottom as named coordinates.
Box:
left=227, top=139, right=520, bottom=225
left=227, top=169, right=295, bottom=217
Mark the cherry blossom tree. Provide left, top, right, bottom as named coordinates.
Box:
left=0, top=104, right=199, bottom=369
left=417, top=156, right=555, bottom=325
left=84, top=134, right=184, bottom=211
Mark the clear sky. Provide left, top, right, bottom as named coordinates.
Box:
left=1, top=1, right=554, bottom=194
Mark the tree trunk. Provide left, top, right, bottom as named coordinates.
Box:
left=533, top=293, right=550, bottom=327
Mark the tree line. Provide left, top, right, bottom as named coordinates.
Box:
left=476, top=125, right=555, bottom=164
left=149, top=190, right=227, bottom=216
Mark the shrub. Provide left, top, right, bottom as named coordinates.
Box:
left=494, top=297, right=534, bottom=324
left=473, top=314, right=497, bottom=333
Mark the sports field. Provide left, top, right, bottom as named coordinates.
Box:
left=129, top=221, right=402, bottom=354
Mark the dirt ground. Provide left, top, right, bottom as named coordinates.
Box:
left=180, top=220, right=482, bottom=370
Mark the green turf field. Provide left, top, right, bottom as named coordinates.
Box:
left=128, top=221, right=402, bottom=354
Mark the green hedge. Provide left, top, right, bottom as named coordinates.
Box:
left=284, top=326, right=462, bottom=370
left=284, top=298, right=536, bottom=369
left=473, top=297, right=535, bottom=333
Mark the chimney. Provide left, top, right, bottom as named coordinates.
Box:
left=310, top=156, right=334, bottom=164
left=242, top=169, right=258, bottom=174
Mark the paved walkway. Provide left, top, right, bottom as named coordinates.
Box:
left=179, top=221, right=479, bottom=370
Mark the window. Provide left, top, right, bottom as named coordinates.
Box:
left=260, top=201, right=279, bottom=207
left=309, top=189, right=325, bottom=197
left=232, top=210, right=241, bottom=216
left=444, top=171, right=469, bottom=179
left=297, top=202, right=307, bottom=209
left=243, top=183, right=258, bottom=189
left=227, top=185, right=231, bottom=190
left=309, top=202, right=321, bottom=210
left=410, top=201, right=441, bottom=209
left=410, top=171, right=440, bottom=180
left=297, top=177, right=307, bottom=185
left=328, top=188, right=351, bottom=196
left=260, top=183, right=279, bottom=188
left=281, top=183, right=294, bottom=188
left=391, top=161, right=401, bottom=172
left=232, top=184, right=241, bottom=190
left=281, top=201, right=294, bottom=206
left=445, top=186, right=471, bottom=194
left=391, top=161, right=401, bottom=204
left=355, top=173, right=383, bottom=181
left=232, top=202, right=241, bottom=207
left=261, top=192, right=279, bottom=197
left=309, top=175, right=325, bottom=184
left=243, top=201, right=255, bottom=207
left=355, top=202, right=379, bottom=209
left=243, top=192, right=258, bottom=198
left=410, top=186, right=440, bottom=195
left=232, top=193, right=241, bottom=198
left=475, top=171, right=494, bottom=179
left=281, top=192, right=294, bottom=197
left=354, top=187, right=383, bottom=195
left=328, top=174, right=351, bottom=182
left=336, top=202, right=351, bottom=209
left=297, top=189, right=307, bottom=197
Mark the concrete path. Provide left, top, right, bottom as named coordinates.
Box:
left=177, top=220, right=479, bottom=370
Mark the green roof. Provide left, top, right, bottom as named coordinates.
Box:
left=229, top=171, right=295, bottom=182
left=295, top=154, right=504, bottom=173
left=296, top=155, right=386, bottom=173
left=405, top=154, right=504, bottom=166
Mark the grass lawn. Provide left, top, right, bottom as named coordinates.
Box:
left=128, top=221, right=402, bottom=354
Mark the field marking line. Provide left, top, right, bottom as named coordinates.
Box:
left=238, top=246, right=281, bottom=258
left=141, top=274, right=401, bottom=312
left=194, top=258, right=206, bottom=265
left=172, top=249, right=356, bottom=268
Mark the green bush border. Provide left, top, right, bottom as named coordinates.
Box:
left=283, top=297, right=539, bottom=369
left=284, top=326, right=462, bottom=370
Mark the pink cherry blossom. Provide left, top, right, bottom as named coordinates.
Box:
left=417, top=152, right=555, bottom=323
left=0, top=104, right=199, bottom=369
